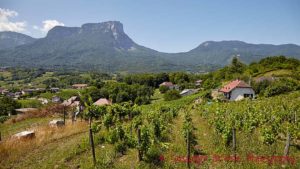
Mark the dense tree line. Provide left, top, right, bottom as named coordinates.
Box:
left=10, top=68, right=46, bottom=81
left=122, top=73, right=169, bottom=87
left=122, top=72, right=200, bottom=90
left=81, top=82, right=154, bottom=105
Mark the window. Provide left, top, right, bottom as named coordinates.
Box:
left=244, top=94, right=253, bottom=98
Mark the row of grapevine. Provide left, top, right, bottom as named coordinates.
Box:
left=196, top=92, right=299, bottom=156
left=82, top=97, right=183, bottom=167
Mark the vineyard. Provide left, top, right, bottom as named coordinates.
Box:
left=1, top=90, right=299, bottom=168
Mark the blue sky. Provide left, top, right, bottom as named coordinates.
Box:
left=0, top=0, right=299, bottom=52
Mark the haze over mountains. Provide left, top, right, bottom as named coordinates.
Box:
left=0, top=31, right=36, bottom=50
left=1, top=21, right=300, bottom=72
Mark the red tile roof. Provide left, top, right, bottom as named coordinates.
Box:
left=159, top=82, right=174, bottom=87
left=219, top=80, right=251, bottom=93
left=94, top=98, right=112, bottom=106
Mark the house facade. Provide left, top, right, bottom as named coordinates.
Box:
left=195, top=80, right=203, bottom=87
left=52, top=96, right=62, bottom=103
left=219, top=79, right=255, bottom=101
left=159, top=82, right=179, bottom=90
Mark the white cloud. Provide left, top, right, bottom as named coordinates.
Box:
left=33, top=25, right=39, bottom=30
left=0, top=8, right=27, bottom=32
left=34, top=20, right=64, bottom=33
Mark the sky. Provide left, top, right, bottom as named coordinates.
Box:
left=0, top=0, right=299, bottom=53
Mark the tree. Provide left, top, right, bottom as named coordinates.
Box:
left=230, top=56, right=246, bottom=74
left=159, top=85, right=169, bottom=93
left=0, top=96, right=21, bottom=116
left=163, top=90, right=181, bottom=101
left=182, top=112, right=197, bottom=168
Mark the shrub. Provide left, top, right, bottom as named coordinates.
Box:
left=163, top=90, right=181, bottom=101
left=91, top=121, right=101, bottom=133
left=134, top=96, right=150, bottom=105
left=18, top=99, right=42, bottom=108
left=0, top=96, right=21, bottom=116
left=144, top=145, right=163, bottom=165
left=107, top=129, right=118, bottom=144
left=264, top=79, right=298, bottom=97
left=124, top=135, right=137, bottom=148
left=159, top=85, right=169, bottom=93
left=252, top=80, right=271, bottom=96
left=201, top=90, right=212, bottom=100
left=103, top=113, right=113, bottom=130
left=261, top=125, right=278, bottom=145
left=0, top=116, right=9, bottom=123
left=114, top=141, right=127, bottom=155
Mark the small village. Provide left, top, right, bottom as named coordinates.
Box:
left=0, top=76, right=260, bottom=141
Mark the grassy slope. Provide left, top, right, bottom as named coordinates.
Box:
left=0, top=117, right=53, bottom=138
left=0, top=120, right=89, bottom=169
left=30, top=72, right=55, bottom=88
left=253, top=69, right=294, bottom=79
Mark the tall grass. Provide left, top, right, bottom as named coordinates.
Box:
left=0, top=121, right=88, bottom=168
left=6, top=104, right=69, bottom=124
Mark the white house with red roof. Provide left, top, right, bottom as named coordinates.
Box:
left=219, top=79, right=255, bottom=101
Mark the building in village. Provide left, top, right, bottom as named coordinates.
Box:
left=0, top=88, right=9, bottom=95
left=195, top=80, right=203, bottom=87
left=62, top=96, right=80, bottom=107
left=219, top=79, right=255, bottom=101
left=159, top=82, right=179, bottom=90
left=72, top=84, right=88, bottom=89
left=21, top=89, right=36, bottom=95
left=93, top=98, right=112, bottom=106
left=52, top=96, right=62, bottom=103
left=180, top=89, right=199, bottom=96
left=50, top=88, right=60, bottom=93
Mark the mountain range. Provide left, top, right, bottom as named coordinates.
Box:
left=1, top=21, right=300, bottom=72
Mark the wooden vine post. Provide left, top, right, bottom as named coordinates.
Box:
left=89, top=116, right=96, bottom=166
left=232, top=128, right=237, bottom=162
left=137, top=128, right=142, bottom=161
left=187, top=131, right=191, bottom=169
left=63, top=106, right=66, bottom=125
left=284, top=132, right=291, bottom=156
